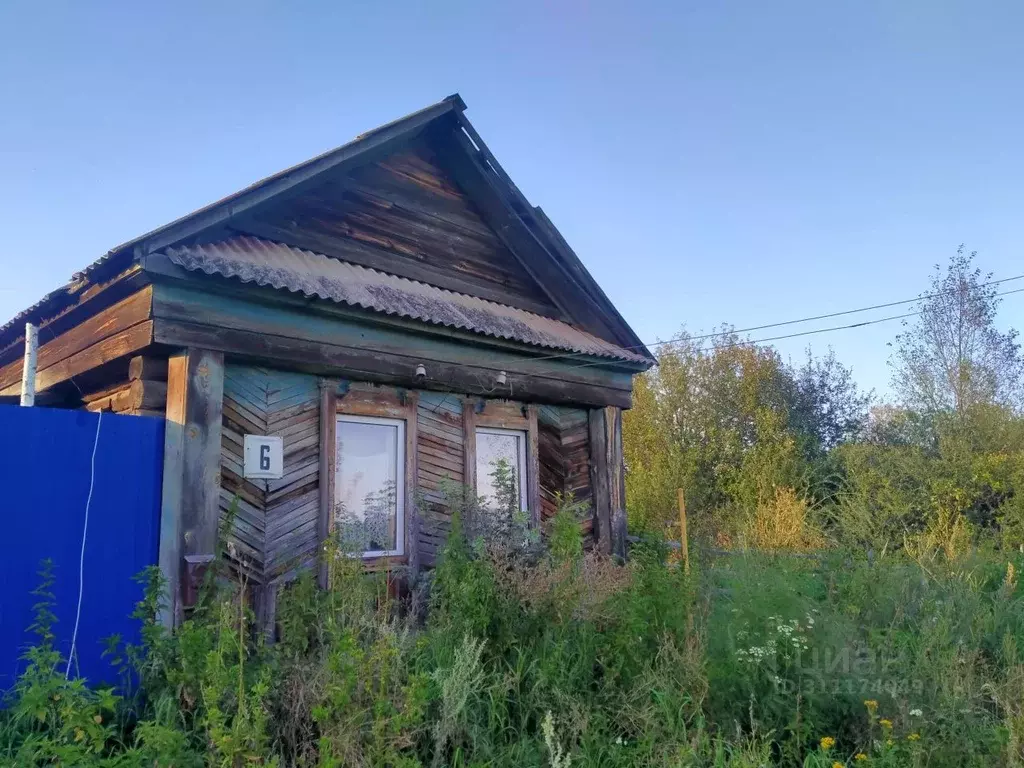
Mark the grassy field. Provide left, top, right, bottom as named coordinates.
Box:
left=4, top=502, right=1024, bottom=767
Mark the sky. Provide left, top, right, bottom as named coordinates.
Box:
left=2, top=1, right=1023, bottom=398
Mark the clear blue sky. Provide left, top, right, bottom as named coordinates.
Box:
left=2, top=1, right=1022, bottom=398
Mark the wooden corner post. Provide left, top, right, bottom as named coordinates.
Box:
left=317, top=379, right=338, bottom=589
left=158, top=348, right=224, bottom=626
left=589, top=406, right=626, bottom=559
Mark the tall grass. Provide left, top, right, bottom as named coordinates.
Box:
left=4, top=501, right=1024, bottom=765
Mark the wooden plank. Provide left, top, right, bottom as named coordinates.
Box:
left=233, top=218, right=558, bottom=320
left=527, top=405, right=541, bottom=527
left=0, top=268, right=148, bottom=370
left=588, top=408, right=612, bottom=555
left=158, top=353, right=187, bottom=627
left=405, top=391, right=420, bottom=578
left=0, top=288, right=152, bottom=391
left=335, top=387, right=410, bottom=418
left=416, top=419, right=463, bottom=444
left=181, top=349, right=225, bottom=571
left=82, top=382, right=132, bottom=411
left=462, top=397, right=477, bottom=518
left=86, top=378, right=168, bottom=413
left=476, top=399, right=529, bottom=429
left=448, top=113, right=645, bottom=352
left=606, top=406, right=627, bottom=561
left=160, top=348, right=225, bottom=624
left=268, top=500, right=320, bottom=541
left=129, top=355, right=169, bottom=382
left=317, top=379, right=336, bottom=588
left=149, top=282, right=637, bottom=406
left=0, top=320, right=154, bottom=398
left=433, top=129, right=624, bottom=341
left=416, top=442, right=464, bottom=474
left=136, top=97, right=460, bottom=256
left=145, top=261, right=641, bottom=393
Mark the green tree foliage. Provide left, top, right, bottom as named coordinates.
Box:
left=623, top=329, right=866, bottom=539
left=890, top=246, right=1024, bottom=417
left=626, top=248, right=1024, bottom=556
left=821, top=248, right=1024, bottom=553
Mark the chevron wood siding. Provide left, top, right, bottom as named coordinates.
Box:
left=220, top=368, right=594, bottom=577
left=416, top=392, right=464, bottom=566
left=220, top=365, right=321, bottom=584
left=538, top=406, right=593, bottom=530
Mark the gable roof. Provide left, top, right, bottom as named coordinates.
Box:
left=163, top=236, right=650, bottom=364
left=0, top=95, right=654, bottom=365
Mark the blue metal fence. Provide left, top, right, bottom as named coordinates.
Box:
left=0, top=405, right=164, bottom=689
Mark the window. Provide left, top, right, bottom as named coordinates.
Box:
left=475, top=427, right=528, bottom=513
left=335, top=415, right=405, bottom=557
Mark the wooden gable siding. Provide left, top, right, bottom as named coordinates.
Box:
left=538, top=406, right=593, bottom=534
left=220, top=365, right=321, bottom=584
left=231, top=141, right=561, bottom=318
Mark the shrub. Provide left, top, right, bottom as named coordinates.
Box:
left=8, top=494, right=1024, bottom=766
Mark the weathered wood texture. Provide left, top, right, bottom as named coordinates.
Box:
left=588, top=406, right=626, bottom=556
left=0, top=267, right=148, bottom=369
left=527, top=406, right=541, bottom=526
left=159, top=348, right=224, bottom=625
left=217, top=366, right=603, bottom=580
left=220, top=366, right=321, bottom=587
left=84, top=378, right=167, bottom=415
left=151, top=283, right=635, bottom=409
left=538, top=406, right=594, bottom=539
left=418, top=393, right=465, bottom=566
left=0, top=287, right=155, bottom=397
left=233, top=140, right=561, bottom=319
left=317, top=380, right=337, bottom=588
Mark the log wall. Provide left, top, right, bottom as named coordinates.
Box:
left=218, top=365, right=598, bottom=582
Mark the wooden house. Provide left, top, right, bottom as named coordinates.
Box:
left=0, top=95, right=655, bottom=623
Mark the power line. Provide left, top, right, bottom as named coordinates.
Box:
left=497, top=286, right=1024, bottom=379
left=704, top=285, right=1024, bottom=353
left=681, top=271, right=1024, bottom=348
left=474, top=271, right=1024, bottom=375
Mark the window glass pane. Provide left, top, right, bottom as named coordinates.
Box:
left=476, top=429, right=525, bottom=513
left=335, top=419, right=400, bottom=553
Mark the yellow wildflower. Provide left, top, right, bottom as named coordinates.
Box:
left=74, top=728, right=85, bottom=742
left=879, top=718, right=893, bottom=730
left=832, top=763, right=843, bottom=768
left=908, top=733, right=921, bottom=741
left=864, top=699, right=878, bottom=715
left=855, top=754, right=868, bottom=762
left=820, top=736, right=836, bottom=750
left=886, top=738, right=894, bottom=746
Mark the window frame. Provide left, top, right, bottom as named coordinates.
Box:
left=334, top=413, right=406, bottom=558
left=474, top=426, right=529, bottom=513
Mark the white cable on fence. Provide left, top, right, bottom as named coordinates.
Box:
left=66, top=409, right=102, bottom=680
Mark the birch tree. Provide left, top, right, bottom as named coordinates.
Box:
left=890, top=247, right=1024, bottom=416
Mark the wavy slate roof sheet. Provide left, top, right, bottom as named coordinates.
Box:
left=163, top=236, right=648, bottom=365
